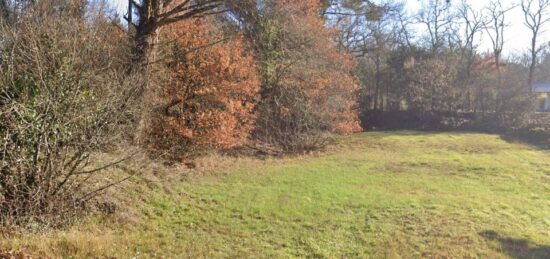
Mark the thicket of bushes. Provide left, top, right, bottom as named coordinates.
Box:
left=0, top=0, right=362, bottom=229
left=246, top=0, right=361, bottom=153
left=0, top=2, right=140, bottom=228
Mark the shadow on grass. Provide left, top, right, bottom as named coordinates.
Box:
left=364, top=129, right=550, bottom=151
left=480, top=230, right=550, bottom=259
left=500, top=132, right=550, bottom=151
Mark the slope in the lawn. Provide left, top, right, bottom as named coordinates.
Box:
left=2, top=131, right=550, bottom=258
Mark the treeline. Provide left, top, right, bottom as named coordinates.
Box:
left=334, top=0, right=550, bottom=132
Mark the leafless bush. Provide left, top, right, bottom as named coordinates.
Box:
left=254, top=84, right=330, bottom=154
left=0, top=2, right=140, bottom=228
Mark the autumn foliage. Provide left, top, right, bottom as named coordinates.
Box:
left=310, top=47, right=362, bottom=134
left=139, top=0, right=362, bottom=155
left=152, top=18, right=260, bottom=151
left=275, top=0, right=361, bottom=135
left=145, top=0, right=360, bottom=155
left=295, top=0, right=361, bottom=134
left=251, top=0, right=361, bottom=152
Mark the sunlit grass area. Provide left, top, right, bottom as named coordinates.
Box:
left=2, top=131, right=550, bottom=258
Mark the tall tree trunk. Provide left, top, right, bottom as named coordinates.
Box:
left=528, top=36, right=537, bottom=93
left=374, top=54, right=381, bottom=111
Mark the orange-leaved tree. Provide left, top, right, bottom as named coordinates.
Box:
left=151, top=17, right=260, bottom=154
left=308, top=38, right=362, bottom=135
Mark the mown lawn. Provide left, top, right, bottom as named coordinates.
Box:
left=2, top=131, right=550, bottom=258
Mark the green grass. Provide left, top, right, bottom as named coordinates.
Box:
left=2, top=131, right=550, bottom=258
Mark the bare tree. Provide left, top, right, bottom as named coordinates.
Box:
left=396, top=6, right=414, bottom=50
left=456, top=0, right=486, bottom=111
left=329, top=11, right=366, bottom=54
left=484, top=0, right=514, bottom=90
left=417, top=0, right=455, bottom=53
left=458, top=0, right=485, bottom=59
left=521, top=0, right=550, bottom=92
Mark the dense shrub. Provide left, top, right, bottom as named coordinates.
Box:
left=406, top=57, right=460, bottom=113
left=144, top=17, right=260, bottom=157
left=0, top=6, right=138, bottom=227
left=252, top=0, right=361, bottom=153
left=508, top=113, right=550, bottom=148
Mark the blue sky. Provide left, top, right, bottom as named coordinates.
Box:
left=107, top=0, right=547, bottom=57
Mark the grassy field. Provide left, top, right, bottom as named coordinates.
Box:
left=2, top=131, right=550, bottom=258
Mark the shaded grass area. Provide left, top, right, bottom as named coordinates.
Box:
left=2, top=131, right=550, bottom=258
